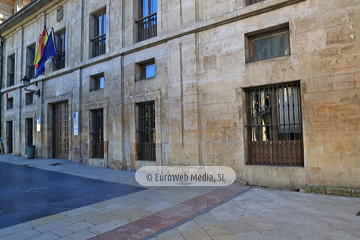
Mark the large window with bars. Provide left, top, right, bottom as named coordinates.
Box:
left=6, top=121, right=13, bottom=154
left=245, top=82, right=303, bottom=166
left=137, top=101, right=156, bottom=161
left=7, top=54, right=15, bottom=87
left=54, top=29, right=66, bottom=70
left=26, top=118, right=33, bottom=147
left=90, top=109, right=104, bottom=158
left=136, top=0, right=157, bottom=42
left=91, top=9, right=106, bottom=57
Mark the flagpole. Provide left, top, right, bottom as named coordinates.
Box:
left=51, top=27, right=58, bottom=68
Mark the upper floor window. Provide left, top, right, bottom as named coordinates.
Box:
left=26, top=93, right=33, bottom=105
left=245, top=0, right=266, bottom=6
left=7, top=98, right=14, bottom=109
left=26, top=44, right=35, bottom=79
left=91, top=9, right=106, bottom=57
left=7, top=54, right=15, bottom=87
left=136, top=0, right=157, bottom=42
left=54, top=29, right=66, bottom=70
left=248, top=26, right=290, bottom=62
left=90, top=73, right=105, bottom=91
left=136, top=58, right=155, bottom=81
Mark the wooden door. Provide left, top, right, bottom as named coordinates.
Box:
left=53, top=103, right=69, bottom=159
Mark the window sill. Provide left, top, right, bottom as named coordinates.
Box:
left=246, top=54, right=291, bottom=65
left=136, top=77, right=155, bottom=82
left=90, top=88, right=104, bottom=92
left=245, top=164, right=304, bottom=168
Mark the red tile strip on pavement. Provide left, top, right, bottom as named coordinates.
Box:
left=90, top=185, right=249, bottom=240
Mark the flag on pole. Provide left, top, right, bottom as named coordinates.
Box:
left=35, top=30, right=56, bottom=78
left=33, top=28, right=48, bottom=68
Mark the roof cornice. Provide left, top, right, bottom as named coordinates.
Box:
left=0, top=0, right=53, bottom=34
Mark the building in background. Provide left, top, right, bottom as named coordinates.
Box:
left=0, top=0, right=359, bottom=190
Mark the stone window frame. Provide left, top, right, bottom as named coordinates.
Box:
left=245, top=23, right=290, bottom=63
left=90, top=7, right=107, bottom=58
left=136, top=101, right=156, bottom=161
left=25, top=92, right=34, bottom=105
left=129, top=91, right=162, bottom=169
left=7, top=53, right=15, bottom=87
left=53, top=28, right=66, bottom=71
left=7, top=97, right=14, bottom=110
left=86, top=100, right=109, bottom=167
left=243, top=81, right=304, bottom=167
left=90, top=108, right=104, bottom=159
left=135, top=58, right=156, bottom=81
left=90, top=73, right=105, bottom=91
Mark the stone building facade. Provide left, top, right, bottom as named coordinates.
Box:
left=0, top=0, right=359, bottom=189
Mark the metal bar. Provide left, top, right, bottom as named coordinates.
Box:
left=135, top=12, right=157, bottom=23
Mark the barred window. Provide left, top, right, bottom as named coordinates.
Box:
left=26, top=118, right=33, bottom=147
left=90, top=109, right=104, bottom=158
left=245, top=82, right=303, bottom=166
left=137, top=101, right=156, bottom=161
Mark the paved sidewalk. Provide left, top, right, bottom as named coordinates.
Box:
left=1, top=155, right=360, bottom=240
left=153, top=188, right=360, bottom=240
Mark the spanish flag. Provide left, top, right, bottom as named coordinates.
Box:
left=33, top=28, right=48, bottom=68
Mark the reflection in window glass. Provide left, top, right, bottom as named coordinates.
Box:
left=252, top=31, right=289, bottom=62
left=144, top=64, right=155, bottom=78
left=99, top=77, right=104, bottom=89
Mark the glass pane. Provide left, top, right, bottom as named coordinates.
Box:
left=251, top=89, right=272, bottom=141
left=96, top=16, right=101, bottom=36
left=142, top=0, right=149, bottom=17
left=103, top=13, right=106, bottom=35
left=277, top=85, right=301, bottom=135
left=151, top=0, right=157, bottom=14
left=61, top=33, right=66, bottom=51
left=252, top=31, right=289, bottom=61
left=99, top=77, right=104, bottom=89
left=145, top=64, right=155, bottom=78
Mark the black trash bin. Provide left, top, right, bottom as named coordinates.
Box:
left=27, top=145, right=35, bottom=159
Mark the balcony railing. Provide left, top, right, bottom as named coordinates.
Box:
left=136, top=13, right=157, bottom=42
left=92, top=34, right=106, bottom=57
left=53, top=52, right=65, bottom=70
left=245, top=0, right=266, bottom=6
